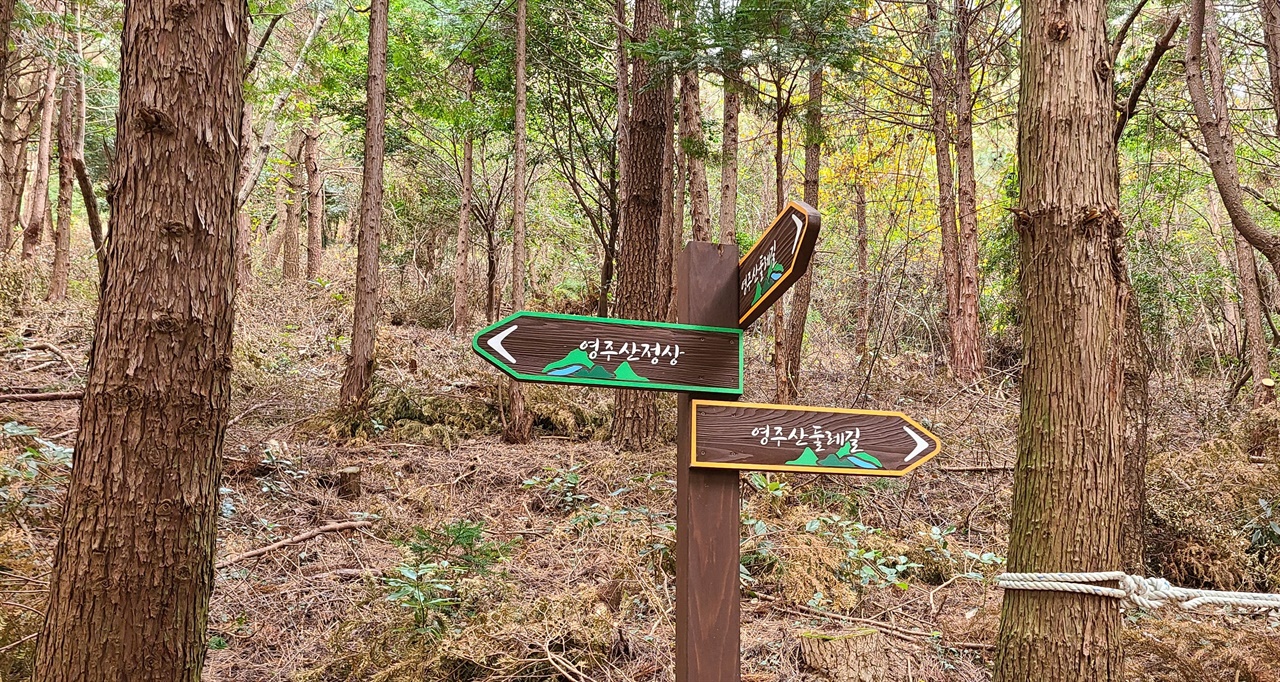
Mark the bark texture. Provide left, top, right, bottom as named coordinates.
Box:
left=992, top=0, right=1126, bottom=674
left=504, top=0, right=531, bottom=444
left=780, top=64, right=823, bottom=403
left=1263, top=0, right=1280, bottom=135
left=952, top=0, right=984, bottom=384
left=680, top=70, right=711, bottom=242
left=1236, top=232, right=1274, bottom=405
left=0, top=69, right=34, bottom=254
left=452, top=67, right=476, bottom=333
left=281, top=131, right=304, bottom=281
left=304, top=117, right=323, bottom=280
left=718, top=69, right=739, bottom=245
left=926, top=0, right=959, bottom=361
left=33, top=0, right=246, bottom=678
left=22, top=57, right=58, bottom=259
left=338, top=0, right=388, bottom=411
left=47, top=61, right=75, bottom=301
left=611, top=0, right=670, bottom=450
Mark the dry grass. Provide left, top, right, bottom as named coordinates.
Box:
left=1, top=244, right=1278, bottom=681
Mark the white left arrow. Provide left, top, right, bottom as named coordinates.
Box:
left=488, top=325, right=518, bottom=365
left=903, top=425, right=930, bottom=462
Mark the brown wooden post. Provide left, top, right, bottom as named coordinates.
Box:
left=676, top=241, right=741, bottom=682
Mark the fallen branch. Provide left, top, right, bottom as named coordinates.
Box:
left=216, top=520, right=372, bottom=569
left=940, top=465, right=1015, bottom=472
left=0, top=391, right=84, bottom=403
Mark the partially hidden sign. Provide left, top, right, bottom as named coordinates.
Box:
left=473, top=312, right=742, bottom=394
left=738, top=200, right=821, bottom=328
left=690, top=400, right=941, bottom=476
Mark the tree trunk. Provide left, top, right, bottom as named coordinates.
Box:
left=854, top=181, right=870, bottom=356
left=505, top=0, right=531, bottom=444
left=1262, top=0, right=1280, bottom=136
left=992, top=0, right=1126, bottom=673
left=47, top=61, right=74, bottom=301
left=926, top=0, right=959, bottom=364
left=452, top=67, right=476, bottom=334
left=235, top=102, right=255, bottom=286
left=1237, top=232, right=1274, bottom=405
left=304, top=114, right=323, bottom=280
left=952, top=0, right=983, bottom=384
left=718, top=69, right=740, bottom=245
left=0, top=69, right=33, bottom=254
left=0, top=0, right=12, bottom=252
left=281, top=130, right=304, bottom=281
left=611, top=0, right=670, bottom=450
left=770, top=96, right=786, bottom=402
left=664, top=83, right=681, bottom=322
left=32, top=0, right=245, bottom=677
left=779, top=64, right=823, bottom=403
left=603, top=0, right=628, bottom=317
left=681, top=70, right=711, bottom=242
left=338, top=0, right=388, bottom=412
left=1187, top=0, right=1280, bottom=284
left=21, top=57, right=58, bottom=260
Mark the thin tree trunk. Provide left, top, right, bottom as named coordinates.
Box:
left=992, top=0, right=1126, bottom=672
left=681, top=70, right=711, bottom=241
left=304, top=116, right=323, bottom=279
left=1262, top=0, right=1280, bottom=136
left=71, top=0, right=102, bottom=280
left=1236, top=231, right=1274, bottom=405
left=32, top=0, right=245, bottom=677
left=770, top=96, right=787, bottom=402
left=452, top=67, right=476, bottom=334
left=1212, top=193, right=1241, bottom=355
left=0, top=0, right=12, bottom=252
left=664, top=83, right=681, bottom=322
left=505, top=0, right=531, bottom=444
left=47, top=60, right=74, bottom=301
left=1187, top=0, right=1280, bottom=283
left=780, top=64, right=822, bottom=402
left=22, top=56, right=58, bottom=259
left=611, top=0, right=670, bottom=450
left=237, top=9, right=327, bottom=208
left=338, top=0, right=388, bottom=412
left=281, top=130, right=304, bottom=280
left=952, top=0, right=983, bottom=384
left=718, top=68, right=739, bottom=245
left=236, top=102, right=255, bottom=286
left=0, top=70, right=33, bottom=254
left=854, top=180, right=870, bottom=356
left=926, top=0, right=959, bottom=364
left=603, top=0, right=628, bottom=317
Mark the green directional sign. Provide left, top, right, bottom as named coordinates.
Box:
left=472, top=311, right=743, bottom=394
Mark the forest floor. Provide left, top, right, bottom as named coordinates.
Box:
left=2, top=249, right=1280, bottom=681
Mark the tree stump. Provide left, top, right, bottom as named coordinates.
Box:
left=335, top=466, right=361, bottom=500
left=798, top=629, right=919, bottom=682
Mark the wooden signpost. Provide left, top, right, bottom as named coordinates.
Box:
left=690, top=400, right=940, bottom=476
left=469, top=203, right=940, bottom=682
left=738, top=200, right=820, bottom=328
left=472, top=311, right=742, bottom=394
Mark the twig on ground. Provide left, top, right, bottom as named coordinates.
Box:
left=940, top=465, right=1014, bottom=472
left=0, top=632, right=37, bottom=653
left=216, top=520, right=373, bottom=569
left=0, top=391, right=84, bottom=403
left=3, top=600, right=45, bottom=617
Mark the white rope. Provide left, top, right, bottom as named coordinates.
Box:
left=996, top=572, right=1280, bottom=611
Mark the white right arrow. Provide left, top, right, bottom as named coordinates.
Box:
left=903, top=425, right=930, bottom=462
left=487, top=325, right=518, bottom=365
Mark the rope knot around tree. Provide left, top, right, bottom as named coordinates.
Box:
left=996, top=572, right=1280, bottom=611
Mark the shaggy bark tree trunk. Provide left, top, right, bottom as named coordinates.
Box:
left=505, top=0, right=531, bottom=444
left=32, top=0, right=245, bottom=678
left=21, top=57, right=58, bottom=259
left=926, top=0, right=959, bottom=363
left=0, top=69, right=34, bottom=254
left=779, top=64, right=823, bottom=403
left=281, top=130, right=304, bottom=281
left=611, top=0, right=670, bottom=450
left=992, top=0, right=1127, bottom=673
left=718, top=68, right=740, bottom=245
left=451, top=66, right=476, bottom=334
left=338, top=0, right=388, bottom=411
left=952, top=0, right=983, bottom=384
left=304, top=115, right=324, bottom=280
left=47, top=61, right=74, bottom=301
left=681, top=70, right=711, bottom=242
left=664, top=83, right=681, bottom=322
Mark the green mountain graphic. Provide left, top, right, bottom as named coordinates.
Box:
left=614, top=361, right=649, bottom=382
left=813, top=442, right=884, bottom=470
left=540, top=349, right=649, bottom=383
left=785, top=447, right=819, bottom=466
